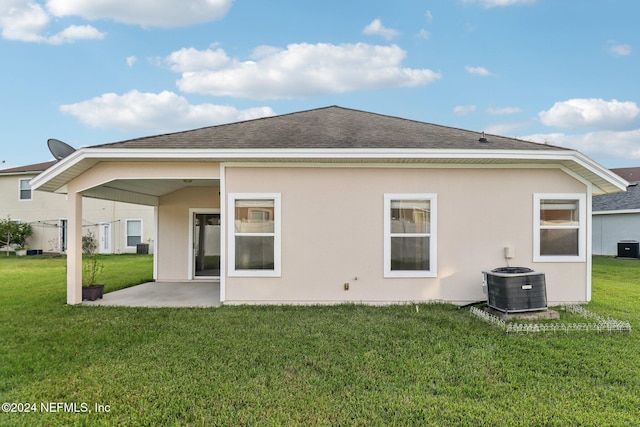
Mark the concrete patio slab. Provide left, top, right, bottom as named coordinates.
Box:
left=83, top=281, right=221, bottom=308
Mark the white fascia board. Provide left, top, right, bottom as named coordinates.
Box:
left=37, top=147, right=579, bottom=161
left=29, top=149, right=85, bottom=190
left=569, top=151, right=629, bottom=192
left=593, top=209, right=640, bottom=215
left=30, top=146, right=625, bottom=194
left=0, top=171, right=41, bottom=177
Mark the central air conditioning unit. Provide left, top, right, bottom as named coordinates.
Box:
left=482, top=267, right=547, bottom=313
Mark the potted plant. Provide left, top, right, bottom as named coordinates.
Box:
left=82, top=230, right=105, bottom=301
left=0, top=216, right=32, bottom=257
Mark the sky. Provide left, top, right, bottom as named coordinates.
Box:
left=1, top=0, right=639, bottom=169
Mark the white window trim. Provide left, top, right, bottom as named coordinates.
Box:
left=384, top=193, right=437, bottom=278
left=533, top=193, right=586, bottom=262
left=228, top=193, right=281, bottom=277
left=124, top=218, right=143, bottom=249
left=18, top=178, right=32, bottom=201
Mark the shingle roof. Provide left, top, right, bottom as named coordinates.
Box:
left=593, top=166, right=640, bottom=211
left=593, top=182, right=640, bottom=211
left=611, top=167, right=640, bottom=183
left=0, top=161, right=56, bottom=174
left=94, top=106, right=568, bottom=151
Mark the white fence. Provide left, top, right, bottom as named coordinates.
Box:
left=470, top=305, right=631, bottom=334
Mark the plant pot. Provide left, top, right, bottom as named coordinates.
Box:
left=82, top=284, right=105, bottom=301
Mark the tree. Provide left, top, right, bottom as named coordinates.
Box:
left=0, top=216, right=32, bottom=255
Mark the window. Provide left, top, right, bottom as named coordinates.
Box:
left=229, top=194, right=281, bottom=277
left=534, top=194, right=586, bottom=262
left=19, top=179, right=32, bottom=200
left=384, top=194, right=437, bottom=278
left=125, top=219, right=143, bottom=248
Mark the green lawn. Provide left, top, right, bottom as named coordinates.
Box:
left=0, top=255, right=638, bottom=426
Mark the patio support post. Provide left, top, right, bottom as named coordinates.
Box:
left=67, top=191, right=83, bottom=304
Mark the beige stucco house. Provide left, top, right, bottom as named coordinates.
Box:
left=30, top=106, right=627, bottom=305
left=0, top=161, right=154, bottom=255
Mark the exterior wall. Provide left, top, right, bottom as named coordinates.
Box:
left=157, top=186, right=220, bottom=281
left=593, top=213, right=640, bottom=256
left=223, top=165, right=588, bottom=305
left=0, top=172, right=154, bottom=254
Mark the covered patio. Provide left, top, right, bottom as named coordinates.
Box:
left=83, top=282, right=222, bottom=308
left=32, top=158, right=223, bottom=305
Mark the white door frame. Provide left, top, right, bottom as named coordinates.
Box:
left=188, top=208, right=221, bottom=279
left=98, top=222, right=112, bottom=254
left=58, top=219, right=68, bottom=253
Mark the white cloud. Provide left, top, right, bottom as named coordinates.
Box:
left=416, top=29, right=431, bottom=40
left=249, top=45, right=283, bottom=60
left=166, top=47, right=230, bottom=73
left=454, top=105, right=477, bottom=115
left=524, top=129, right=640, bottom=160
left=463, top=0, right=537, bottom=7
left=538, top=98, right=640, bottom=130
left=606, top=41, right=631, bottom=57
left=59, top=90, right=276, bottom=132
left=46, top=0, right=233, bottom=28
left=465, top=65, right=494, bottom=76
left=47, top=24, right=105, bottom=44
left=0, top=0, right=104, bottom=43
left=126, top=56, right=137, bottom=67
left=487, top=106, right=522, bottom=115
left=0, top=0, right=49, bottom=42
left=362, top=19, right=399, bottom=41
left=169, top=43, right=441, bottom=99
left=425, top=11, right=433, bottom=23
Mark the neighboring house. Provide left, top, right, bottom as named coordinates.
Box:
left=30, top=106, right=627, bottom=305
left=0, top=161, right=155, bottom=254
left=593, top=167, right=640, bottom=256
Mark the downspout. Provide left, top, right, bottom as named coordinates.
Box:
left=219, top=163, right=226, bottom=303
left=586, top=184, right=593, bottom=302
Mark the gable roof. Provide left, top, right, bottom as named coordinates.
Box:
left=95, top=106, right=566, bottom=151
left=0, top=161, right=56, bottom=175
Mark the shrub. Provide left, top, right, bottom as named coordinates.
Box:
left=82, top=230, right=104, bottom=286
left=0, top=216, right=32, bottom=251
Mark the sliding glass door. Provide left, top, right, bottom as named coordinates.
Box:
left=193, top=212, right=221, bottom=278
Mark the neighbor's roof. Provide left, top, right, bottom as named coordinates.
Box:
left=592, top=166, right=640, bottom=213
left=94, top=106, right=567, bottom=151
left=610, top=167, right=640, bottom=183
left=0, top=161, right=56, bottom=175
left=593, top=183, right=640, bottom=212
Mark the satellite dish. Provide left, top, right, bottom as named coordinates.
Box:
left=47, top=138, right=76, bottom=161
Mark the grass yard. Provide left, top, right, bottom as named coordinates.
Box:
left=0, top=255, right=638, bottom=426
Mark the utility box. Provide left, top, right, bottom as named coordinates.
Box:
left=617, top=241, right=639, bottom=259
left=483, top=267, right=547, bottom=313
